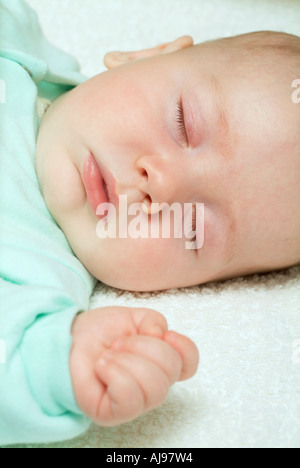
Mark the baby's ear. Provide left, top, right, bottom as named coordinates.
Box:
left=103, top=35, right=194, bottom=69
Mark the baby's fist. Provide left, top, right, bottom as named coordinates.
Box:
left=69, top=306, right=199, bottom=426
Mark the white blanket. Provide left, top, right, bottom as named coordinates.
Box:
left=25, top=0, right=300, bottom=448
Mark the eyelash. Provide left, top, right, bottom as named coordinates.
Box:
left=176, top=97, right=188, bottom=145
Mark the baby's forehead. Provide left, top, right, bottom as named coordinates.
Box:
left=195, top=31, right=300, bottom=70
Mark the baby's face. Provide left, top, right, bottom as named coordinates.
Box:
left=36, top=37, right=300, bottom=291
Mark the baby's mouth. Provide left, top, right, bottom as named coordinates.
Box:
left=82, top=152, right=118, bottom=219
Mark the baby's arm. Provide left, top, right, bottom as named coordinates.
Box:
left=69, top=307, right=199, bottom=426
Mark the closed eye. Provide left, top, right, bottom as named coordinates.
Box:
left=176, top=96, right=188, bottom=146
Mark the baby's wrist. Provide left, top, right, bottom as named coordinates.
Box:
left=71, top=310, right=87, bottom=336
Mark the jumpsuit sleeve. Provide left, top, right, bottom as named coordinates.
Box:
left=0, top=281, right=92, bottom=445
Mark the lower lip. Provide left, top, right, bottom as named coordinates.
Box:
left=82, top=153, right=109, bottom=219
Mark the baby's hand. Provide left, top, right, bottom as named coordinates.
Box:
left=69, top=306, right=199, bottom=426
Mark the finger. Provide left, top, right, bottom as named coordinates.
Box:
left=95, top=352, right=144, bottom=426
left=163, top=331, right=200, bottom=381
left=103, top=52, right=125, bottom=69
left=162, top=35, right=194, bottom=54
left=130, top=308, right=168, bottom=339
left=104, top=43, right=167, bottom=66
left=103, top=47, right=158, bottom=69
left=100, top=350, right=171, bottom=411
left=70, top=349, right=106, bottom=419
left=111, top=335, right=182, bottom=384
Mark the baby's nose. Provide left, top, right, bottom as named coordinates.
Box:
left=136, top=154, right=185, bottom=212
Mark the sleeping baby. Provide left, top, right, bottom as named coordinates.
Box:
left=0, top=0, right=299, bottom=445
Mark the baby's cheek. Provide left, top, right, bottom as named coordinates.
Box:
left=94, top=236, right=173, bottom=290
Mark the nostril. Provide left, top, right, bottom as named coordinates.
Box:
left=141, top=194, right=152, bottom=214
left=144, top=194, right=152, bottom=205
left=141, top=195, right=162, bottom=215
left=140, top=168, right=148, bottom=180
